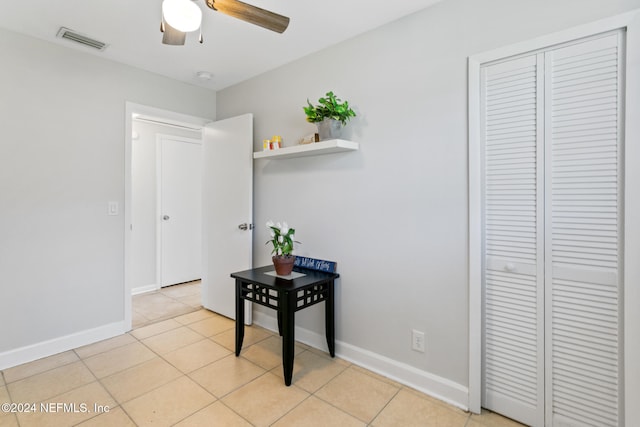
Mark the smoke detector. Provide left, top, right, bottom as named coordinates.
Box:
left=196, top=71, right=213, bottom=81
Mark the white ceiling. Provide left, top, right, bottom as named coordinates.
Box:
left=0, top=0, right=442, bottom=90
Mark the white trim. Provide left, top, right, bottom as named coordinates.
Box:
left=467, top=55, right=482, bottom=414
left=470, top=10, right=640, bottom=65
left=623, top=11, right=640, bottom=426
left=131, top=284, right=159, bottom=295
left=125, top=103, right=134, bottom=334
left=156, top=136, right=162, bottom=289
left=468, top=9, right=640, bottom=423
left=252, top=311, right=468, bottom=410
left=0, top=321, right=126, bottom=371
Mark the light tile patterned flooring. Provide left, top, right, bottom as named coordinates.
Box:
left=0, top=281, right=525, bottom=426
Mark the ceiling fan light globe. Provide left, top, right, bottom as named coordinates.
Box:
left=162, top=0, right=202, bottom=32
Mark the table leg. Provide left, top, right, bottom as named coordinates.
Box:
left=325, top=280, right=335, bottom=357
left=281, top=290, right=295, bottom=386
left=235, top=279, right=245, bottom=357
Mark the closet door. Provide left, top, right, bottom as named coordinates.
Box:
left=481, top=54, right=545, bottom=427
left=545, top=31, right=623, bottom=427
left=481, top=30, right=624, bottom=427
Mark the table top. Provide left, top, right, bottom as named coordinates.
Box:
left=231, top=265, right=339, bottom=290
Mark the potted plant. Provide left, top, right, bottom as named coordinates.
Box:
left=303, top=91, right=356, bottom=140
left=266, top=220, right=299, bottom=275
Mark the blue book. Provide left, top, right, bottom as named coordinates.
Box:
left=294, top=256, right=337, bottom=273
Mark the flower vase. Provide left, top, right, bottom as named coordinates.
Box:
left=272, top=255, right=295, bottom=276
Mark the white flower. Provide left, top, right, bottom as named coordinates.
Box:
left=270, top=230, right=275, bottom=238
left=266, top=220, right=274, bottom=228
left=276, top=222, right=282, bottom=229
left=278, top=235, right=284, bottom=243
left=277, top=248, right=282, bottom=255
left=281, top=222, right=289, bottom=235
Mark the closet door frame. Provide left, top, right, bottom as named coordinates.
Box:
left=468, top=10, right=640, bottom=424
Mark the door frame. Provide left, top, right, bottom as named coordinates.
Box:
left=156, top=134, right=203, bottom=288
left=467, top=10, right=640, bottom=423
left=125, top=102, right=211, bottom=330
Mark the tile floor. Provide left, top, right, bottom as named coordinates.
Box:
left=0, top=282, right=525, bottom=426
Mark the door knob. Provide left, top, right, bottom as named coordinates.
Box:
left=238, top=223, right=248, bottom=230
left=163, top=215, right=170, bottom=221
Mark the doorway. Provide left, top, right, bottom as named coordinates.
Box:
left=125, top=104, right=254, bottom=332
left=125, top=103, right=211, bottom=330
left=130, top=117, right=204, bottom=293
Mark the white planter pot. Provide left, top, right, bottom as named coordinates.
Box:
left=316, top=118, right=343, bottom=140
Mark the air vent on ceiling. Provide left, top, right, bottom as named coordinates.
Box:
left=56, top=27, right=108, bottom=51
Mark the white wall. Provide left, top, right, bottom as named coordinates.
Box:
left=131, top=121, right=201, bottom=292
left=217, top=0, right=640, bottom=407
left=0, top=28, right=215, bottom=367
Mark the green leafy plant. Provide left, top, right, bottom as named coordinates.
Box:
left=266, top=220, right=298, bottom=257
left=303, top=91, right=356, bottom=125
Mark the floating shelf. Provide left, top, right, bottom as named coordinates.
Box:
left=253, top=139, right=359, bottom=160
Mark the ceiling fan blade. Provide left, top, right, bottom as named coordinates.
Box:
left=161, top=20, right=187, bottom=45
left=206, top=0, right=290, bottom=34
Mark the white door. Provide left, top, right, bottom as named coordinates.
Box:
left=159, top=136, right=202, bottom=287
left=481, top=53, right=545, bottom=427
left=544, top=32, right=623, bottom=427
left=480, top=30, right=623, bottom=427
left=202, top=114, right=253, bottom=323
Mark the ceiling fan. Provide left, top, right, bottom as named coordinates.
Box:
left=160, top=0, right=290, bottom=45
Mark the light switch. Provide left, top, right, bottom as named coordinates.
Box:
left=108, top=201, right=119, bottom=216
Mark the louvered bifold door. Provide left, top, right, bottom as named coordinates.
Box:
left=481, top=54, right=545, bottom=427
left=545, top=31, right=623, bottom=427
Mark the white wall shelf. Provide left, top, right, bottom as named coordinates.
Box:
left=253, top=139, right=359, bottom=160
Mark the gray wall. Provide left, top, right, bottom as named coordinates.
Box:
left=0, top=29, right=215, bottom=359
left=217, top=0, right=640, bottom=396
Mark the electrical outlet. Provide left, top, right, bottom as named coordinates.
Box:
left=412, top=329, right=425, bottom=353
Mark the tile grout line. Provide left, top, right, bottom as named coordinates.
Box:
left=310, top=388, right=370, bottom=426
left=75, top=353, right=129, bottom=426
left=162, top=373, right=220, bottom=427
left=1, top=369, right=21, bottom=427
left=368, top=385, right=403, bottom=426
left=76, top=327, right=196, bottom=424
left=2, top=285, right=202, bottom=426
left=82, top=319, right=217, bottom=426
left=220, top=369, right=291, bottom=427
left=268, top=391, right=315, bottom=426
left=304, top=365, right=373, bottom=425
left=105, top=315, right=271, bottom=424
left=3, top=280, right=504, bottom=427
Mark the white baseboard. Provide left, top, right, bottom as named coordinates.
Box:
left=252, top=311, right=469, bottom=410
left=132, top=284, right=159, bottom=295
left=0, top=321, right=127, bottom=371
left=336, top=341, right=469, bottom=411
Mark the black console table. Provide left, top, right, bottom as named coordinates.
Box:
left=230, top=265, right=339, bottom=386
